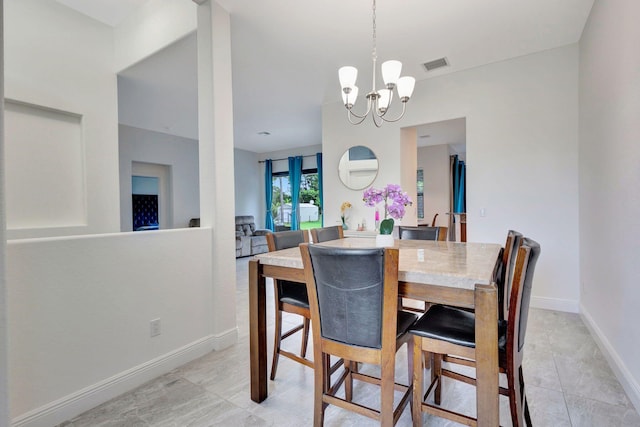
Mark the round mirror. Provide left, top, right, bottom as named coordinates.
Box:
left=338, top=145, right=379, bottom=190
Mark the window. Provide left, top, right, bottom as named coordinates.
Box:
left=272, top=169, right=321, bottom=230
left=417, top=168, right=424, bottom=220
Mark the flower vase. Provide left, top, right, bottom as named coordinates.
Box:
left=341, top=217, right=348, bottom=230
left=375, top=234, right=394, bottom=247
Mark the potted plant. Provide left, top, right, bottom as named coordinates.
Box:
left=340, top=201, right=352, bottom=229
left=363, top=184, right=412, bottom=247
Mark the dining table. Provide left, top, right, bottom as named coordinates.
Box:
left=248, top=237, right=502, bottom=426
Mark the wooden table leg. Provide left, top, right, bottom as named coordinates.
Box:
left=249, top=259, right=268, bottom=402
left=474, top=283, right=499, bottom=427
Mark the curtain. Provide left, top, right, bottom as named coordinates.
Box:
left=264, top=159, right=275, bottom=231
left=288, top=156, right=303, bottom=230
left=316, top=152, right=323, bottom=226
left=453, top=156, right=466, bottom=213
left=449, top=155, right=467, bottom=241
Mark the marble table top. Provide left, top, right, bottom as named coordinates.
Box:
left=254, top=237, right=501, bottom=291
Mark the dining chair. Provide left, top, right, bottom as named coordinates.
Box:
left=409, top=237, right=540, bottom=427
left=399, top=226, right=447, bottom=241
left=266, top=230, right=313, bottom=380
left=300, top=243, right=417, bottom=426
left=398, top=226, right=446, bottom=313
left=310, top=225, right=344, bottom=243
left=498, top=230, right=523, bottom=320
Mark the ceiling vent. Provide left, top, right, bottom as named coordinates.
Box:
left=422, top=57, right=449, bottom=72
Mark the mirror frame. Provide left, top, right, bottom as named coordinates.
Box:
left=338, top=145, right=379, bottom=190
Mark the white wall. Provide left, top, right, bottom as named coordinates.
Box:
left=324, top=45, right=580, bottom=312
left=3, top=1, right=229, bottom=425
left=323, top=110, right=402, bottom=229
left=400, top=127, right=418, bottom=227
left=195, top=0, right=238, bottom=354
left=119, top=125, right=200, bottom=231
left=7, top=230, right=214, bottom=426
left=4, top=0, right=120, bottom=238
left=0, top=2, right=9, bottom=426
left=234, top=148, right=263, bottom=224
left=418, top=145, right=450, bottom=227
left=578, top=0, right=640, bottom=410
left=114, top=0, right=197, bottom=72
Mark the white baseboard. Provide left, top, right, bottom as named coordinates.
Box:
left=212, top=327, right=238, bottom=351
left=12, top=335, right=218, bottom=427
left=580, top=305, right=640, bottom=414
left=531, top=295, right=579, bottom=313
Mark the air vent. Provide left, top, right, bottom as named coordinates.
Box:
left=422, top=57, right=449, bottom=72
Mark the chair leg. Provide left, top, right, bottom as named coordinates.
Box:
left=380, top=357, right=395, bottom=427
left=345, top=360, right=354, bottom=402
left=412, top=339, right=424, bottom=427
left=432, top=353, right=442, bottom=405
left=524, top=395, right=533, bottom=427
left=300, top=317, right=310, bottom=358
left=520, top=366, right=533, bottom=427
left=322, top=354, right=332, bottom=391
left=270, top=309, right=283, bottom=381
left=407, top=339, right=414, bottom=415
left=507, top=364, right=526, bottom=427
left=314, top=353, right=326, bottom=427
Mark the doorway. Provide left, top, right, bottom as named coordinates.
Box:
left=131, top=162, right=172, bottom=231
left=415, top=118, right=466, bottom=240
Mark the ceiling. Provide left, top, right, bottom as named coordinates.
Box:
left=55, top=0, right=149, bottom=27
left=58, top=0, right=594, bottom=153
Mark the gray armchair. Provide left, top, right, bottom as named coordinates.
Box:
left=235, top=215, right=271, bottom=257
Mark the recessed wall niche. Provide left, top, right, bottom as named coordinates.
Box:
left=5, top=100, right=86, bottom=231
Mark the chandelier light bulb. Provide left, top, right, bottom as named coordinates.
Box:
left=342, top=85, right=359, bottom=108
left=377, top=89, right=392, bottom=113
left=339, top=66, right=358, bottom=91
left=397, top=76, right=416, bottom=101
left=381, top=60, right=402, bottom=88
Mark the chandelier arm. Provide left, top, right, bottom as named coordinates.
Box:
left=348, top=110, right=369, bottom=125
left=378, top=102, right=408, bottom=123
left=344, top=106, right=369, bottom=120
left=343, top=96, right=375, bottom=119
left=370, top=111, right=384, bottom=128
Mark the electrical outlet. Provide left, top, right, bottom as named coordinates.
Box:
left=150, top=318, right=161, bottom=337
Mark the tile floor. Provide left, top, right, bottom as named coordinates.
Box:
left=58, top=257, right=640, bottom=427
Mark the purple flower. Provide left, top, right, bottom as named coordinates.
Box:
left=362, top=184, right=413, bottom=220
left=362, top=187, right=384, bottom=207
left=387, top=202, right=406, bottom=220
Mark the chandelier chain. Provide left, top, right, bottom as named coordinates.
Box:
left=372, top=0, right=377, bottom=61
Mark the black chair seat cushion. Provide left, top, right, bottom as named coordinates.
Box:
left=397, top=310, right=419, bottom=338
left=278, top=280, right=309, bottom=308
left=409, top=305, right=507, bottom=351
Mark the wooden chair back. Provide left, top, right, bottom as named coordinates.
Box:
left=507, top=238, right=541, bottom=366
left=399, top=226, right=447, bottom=241
left=309, top=225, right=344, bottom=243
left=266, top=229, right=309, bottom=252
left=499, top=230, right=523, bottom=320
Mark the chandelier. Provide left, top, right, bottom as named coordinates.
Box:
left=338, top=0, right=416, bottom=127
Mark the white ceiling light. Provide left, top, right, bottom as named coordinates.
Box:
left=338, top=0, right=416, bottom=128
